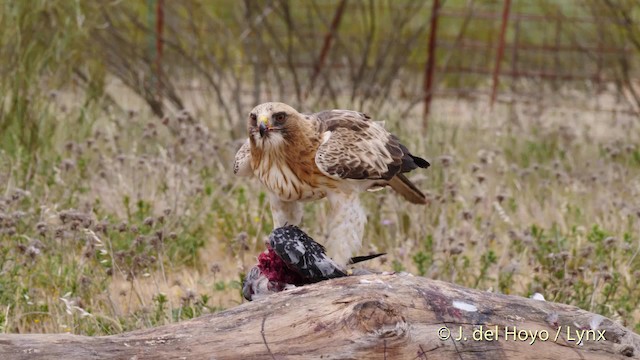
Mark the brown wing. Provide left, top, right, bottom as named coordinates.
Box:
left=313, top=110, right=429, bottom=181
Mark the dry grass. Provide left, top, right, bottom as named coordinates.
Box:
left=1, top=85, right=639, bottom=336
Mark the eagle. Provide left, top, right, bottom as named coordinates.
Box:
left=234, top=102, right=430, bottom=265
left=242, top=225, right=383, bottom=301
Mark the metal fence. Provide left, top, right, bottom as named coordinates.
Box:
left=138, top=0, right=638, bottom=130
left=423, top=0, right=636, bottom=118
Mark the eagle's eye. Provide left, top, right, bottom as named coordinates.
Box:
left=273, top=112, right=287, bottom=125
left=249, top=113, right=257, bottom=126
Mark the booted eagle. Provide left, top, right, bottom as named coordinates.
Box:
left=234, top=102, right=430, bottom=265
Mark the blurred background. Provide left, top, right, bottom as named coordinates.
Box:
left=1, top=1, right=639, bottom=336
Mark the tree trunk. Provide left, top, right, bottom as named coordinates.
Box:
left=1, top=274, right=639, bottom=359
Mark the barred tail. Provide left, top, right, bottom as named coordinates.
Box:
left=388, top=173, right=427, bottom=204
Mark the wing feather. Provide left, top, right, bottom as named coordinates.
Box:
left=269, top=225, right=346, bottom=282
left=233, top=139, right=253, bottom=177
left=313, top=110, right=429, bottom=181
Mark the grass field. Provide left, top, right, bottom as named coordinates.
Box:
left=1, top=0, right=639, bottom=338
left=1, top=85, right=639, bottom=336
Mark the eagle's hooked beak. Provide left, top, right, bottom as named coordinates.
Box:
left=258, top=115, right=269, bottom=137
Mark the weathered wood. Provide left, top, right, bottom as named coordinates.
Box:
left=1, top=274, right=639, bottom=360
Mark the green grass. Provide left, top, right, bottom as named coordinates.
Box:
left=1, top=93, right=639, bottom=335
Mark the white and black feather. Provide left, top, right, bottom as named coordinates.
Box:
left=243, top=225, right=385, bottom=301
left=269, top=225, right=347, bottom=281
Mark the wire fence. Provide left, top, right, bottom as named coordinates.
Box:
left=425, top=1, right=636, bottom=115
left=125, top=0, right=639, bottom=134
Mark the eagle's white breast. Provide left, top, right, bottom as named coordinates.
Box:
left=254, top=151, right=326, bottom=201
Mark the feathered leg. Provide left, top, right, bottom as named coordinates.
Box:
left=269, top=192, right=303, bottom=227
left=324, top=192, right=366, bottom=266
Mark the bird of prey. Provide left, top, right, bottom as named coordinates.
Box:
left=234, top=102, right=430, bottom=265
left=242, top=225, right=384, bottom=301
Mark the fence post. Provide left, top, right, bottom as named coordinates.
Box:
left=423, top=0, right=440, bottom=129
left=155, top=0, right=164, bottom=103
left=510, top=16, right=520, bottom=97
left=554, top=16, right=562, bottom=90
left=596, top=22, right=604, bottom=90
left=490, top=0, right=511, bottom=108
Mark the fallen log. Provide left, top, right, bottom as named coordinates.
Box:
left=0, top=274, right=638, bottom=360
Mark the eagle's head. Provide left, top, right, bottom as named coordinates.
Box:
left=247, top=102, right=301, bottom=149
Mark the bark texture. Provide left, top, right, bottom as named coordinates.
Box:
left=1, top=274, right=639, bottom=359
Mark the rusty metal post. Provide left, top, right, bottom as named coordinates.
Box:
left=596, top=24, right=604, bottom=86
left=155, top=0, right=164, bottom=102
left=309, top=0, right=347, bottom=91
left=554, top=17, right=562, bottom=89
left=490, top=0, right=511, bottom=108
left=423, top=0, right=440, bottom=128
left=510, top=16, right=520, bottom=96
